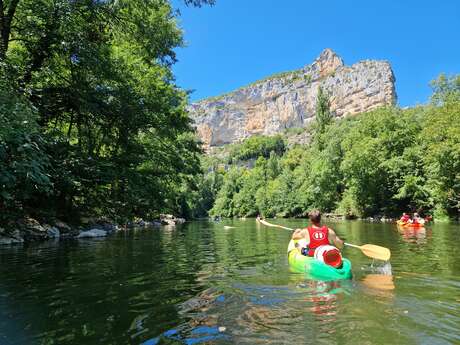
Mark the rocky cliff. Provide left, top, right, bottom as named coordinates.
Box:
left=189, top=49, right=396, bottom=148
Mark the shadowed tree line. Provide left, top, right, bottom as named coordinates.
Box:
left=0, top=0, right=214, bottom=224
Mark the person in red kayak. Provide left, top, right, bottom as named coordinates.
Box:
left=411, top=213, right=425, bottom=225
left=399, top=212, right=411, bottom=223
left=291, top=210, right=344, bottom=267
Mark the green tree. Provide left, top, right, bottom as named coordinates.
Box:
left=202, top=74, right=460, bottom=222
left=313, top=86, right=333, bottom=149
left=228, top=135, right=286, bottom=162
left=421, top=98, right=460, bottom=220
left=0, top=76, right=52, bottom=221
left=233, top=168, right=263, bottom=217
left=430, top=73, right=460, bottom=105
left=0, top=0, right=213, bottom=223
left=338, top=108, right=422, bottom=216
left=210, top=167, right=242, bottom=217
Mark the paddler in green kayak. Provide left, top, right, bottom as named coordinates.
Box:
left=290, top=210, right=344, bottom=268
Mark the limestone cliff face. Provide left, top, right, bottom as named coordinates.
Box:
left=189, top=49, right=396, bottom=148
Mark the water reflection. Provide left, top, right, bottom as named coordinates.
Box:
left=397, top=226, right=432, bottom=244
left=157, top=278, right=353, bottom=345
left=358, top=260, right=395, bottom=298
left=0, top=220, right=459, bottom=345
left=360, top=274, right=395, bottom=298
left=294, top=279, right=345, bottom=316
left=141, top=326, right=229, bottom=345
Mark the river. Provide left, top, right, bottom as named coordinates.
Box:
left=0, top=220, right=459, bottom=345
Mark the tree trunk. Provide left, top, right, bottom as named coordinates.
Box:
left=0, top=0, right=20, bottom=60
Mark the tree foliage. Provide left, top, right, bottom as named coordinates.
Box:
left=0, top=77, right=52, bottom=221
left=206, top=77, right=460, bottom=221
left=227, top=135, right=285, bottom=163
left=315, top=86, right=333, bottom=134
left=0, top=0, right=212, bottom=223
left=430, top=73, right=460, bottom=106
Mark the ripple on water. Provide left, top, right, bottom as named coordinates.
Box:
left=0, top=221, right=459, bottom=345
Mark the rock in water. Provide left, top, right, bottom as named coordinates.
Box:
left=189, top=48, right=396, bottom=149
left=0, top=236, right=24, bottom=245
left=46, top=226, right=60, bottom=238
left=54, top=220, right=72, bottom=233
left=54, top=220, right=79, bottom=237
left=160, top=214, right=185, bottom=226
left=77, top=229, right=107, bottom=238
left=0, top=227, right=25, bottom=245
left=17, top=217, right=48, bottom=241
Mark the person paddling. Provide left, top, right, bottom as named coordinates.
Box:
left=411, top=212, right=425, bottom=225
left=399, top=212, right=411, bottom=223
left=291, top=210, right=344, bottom=267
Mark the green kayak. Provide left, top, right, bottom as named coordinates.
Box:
left=287, top=240, right=352, bottom=280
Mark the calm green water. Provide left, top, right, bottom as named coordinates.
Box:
left=0, top=220, right=459, bottom=345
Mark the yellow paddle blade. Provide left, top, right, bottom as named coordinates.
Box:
left=360, top=244, right=391, bottom=261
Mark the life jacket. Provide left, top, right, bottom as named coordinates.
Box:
left=305, top=226, right=330, bottom=256
left=400, top=215, right=410, bottom=222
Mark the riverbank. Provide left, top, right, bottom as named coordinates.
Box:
left=1, top=212, right=440, bottom=246
left=0, top=214, right=185, bottom=245
left=323, top=213, right=396, bottom=223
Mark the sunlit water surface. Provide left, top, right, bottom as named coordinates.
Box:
left=1, top=220, right=459, bottom=345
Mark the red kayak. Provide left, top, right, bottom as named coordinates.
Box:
left=396, top=220, right=425, bottom=228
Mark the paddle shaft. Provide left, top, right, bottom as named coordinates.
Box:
left=344, top=243, right=362, bottom=249
left=258, top=219, right=293, bottom=231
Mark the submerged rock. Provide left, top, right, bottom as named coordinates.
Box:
left=77, top=229, right=107, bottom=238
left=127, top=219, right=162, bottom=228
left=45, top=225, right=60, bottom=238
left=160, top=214, right=185, bottom=226
left=54, top=220, right=72, bottom=233
left=0, top=234, right=24, bottom=245
left=53, top=220, right=79, bottom=238
left=1, top=214, right=182, bottom=245
left=0, top=228, right=24, bottom=245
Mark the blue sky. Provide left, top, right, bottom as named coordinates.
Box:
left=172, top=0, right=460, bottom=107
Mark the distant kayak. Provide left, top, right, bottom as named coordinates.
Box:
left=287, top=240, right=352, bottom=281
left=396, top=220, right=425, bottom=228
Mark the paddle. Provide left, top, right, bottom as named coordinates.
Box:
left=257, top=218, right=391, bottom=261
left=258, top=218, right=293, bottom=231
left=344, top=243, right=391, bottom=261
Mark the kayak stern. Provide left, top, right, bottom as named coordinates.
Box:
left=288, top=241, right=352, bottom=281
